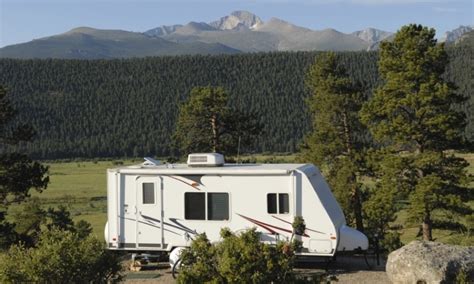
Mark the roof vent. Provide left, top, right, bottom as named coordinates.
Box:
left=187, top=153, right=224, bottom=167
left=143, top=157, right=161, bottom=166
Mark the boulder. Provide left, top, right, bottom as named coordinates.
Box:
left=386, top=241, right=473, bottom=283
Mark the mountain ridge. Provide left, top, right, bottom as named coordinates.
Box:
left=441, top=25, right=473, bottom=43
left=0, top=11, right=471, bottom=59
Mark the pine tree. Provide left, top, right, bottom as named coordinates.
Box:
left=0, top=85, right=49, bottom=248
left=0, top=49, right=471, bottom=158
left=299, top=52, right=366, bottom=231
left=360, top=24, right=472, bottom=241
left=173, top=86, right=260, bottom=156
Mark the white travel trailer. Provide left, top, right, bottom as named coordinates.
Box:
left=105, top=153, right=368, bottom=259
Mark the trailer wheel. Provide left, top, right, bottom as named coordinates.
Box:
left=171, top=258, right=182, bottom=279
left=169, top=247, right=186, bottom=278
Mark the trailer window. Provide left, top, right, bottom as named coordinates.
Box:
left=185, top=193, right=205, bottom=220
left=208, top=193, right=229, bottom=220
left=267, top=193, right=289, bottom=214
left=279, top=194, right=289, bottom=214
left=142, top=183, right=155, bottom=204
left=267, top=194, right=277, bottom=213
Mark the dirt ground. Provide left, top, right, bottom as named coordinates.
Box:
left=123, top=255, right=390, bottom=283
left=322, top=256, right=389, bottom=284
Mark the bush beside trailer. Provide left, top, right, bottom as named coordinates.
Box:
left=105, top=153, right=368, bottom=258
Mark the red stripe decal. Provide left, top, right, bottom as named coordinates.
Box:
left=237, top=214, right=277, bottom=234
left=271, top=216, right=309, bottom=237
left=237, top=214, right=310, bottom=237
left=271, top=215, right=324, bottom=236
left=271, top=215, right=293, bottom=226
left=168, top=176, right=200, bottom=190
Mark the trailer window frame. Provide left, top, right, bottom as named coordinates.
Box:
left=278, top=193, right=290, bottom=214
left=184, top=192, right=230, bottom=221
left=184, top=192, right=206, bottom=220
left=207, top=192, right=229, bottom=221
left=267, top=193, right=289, bottom=214
left=267, top=193, right=278, bottom=214
left=142, top=182, right=156, bottom=205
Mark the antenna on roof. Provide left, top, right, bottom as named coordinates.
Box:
left=143, top=157, right=161, bottom=166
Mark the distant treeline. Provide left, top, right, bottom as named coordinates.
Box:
left=0, top=44, right=472, bottom=159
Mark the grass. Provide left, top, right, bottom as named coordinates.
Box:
left=7, top=160, right=137, bottom=241
left=394, top=153, right=473, bottom=246
left=40, top=161, right=113, bottom=238
left=7, top=153, right=473, bottom=245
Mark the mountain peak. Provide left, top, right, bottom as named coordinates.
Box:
left=352, top=28, right=393, bottom=45
left=441, top=25, right=473, bottom=43
left=64, top=27, right=99, bottom=35
left=209, top=10, right=263, bottom=30
left=230, top=10, right=258, bottom=19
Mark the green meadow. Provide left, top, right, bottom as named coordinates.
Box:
left=32, top=160, right=122, bottom=240
left=395, top=153, right=474, bottom=246
left=13, top=153, right=473, bottom=245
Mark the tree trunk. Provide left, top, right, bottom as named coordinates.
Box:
left=342, top=111, right=364, bottom=232
left=210, top=114, right=218, bottom=152
left=351, top=181, right=364, bottom=232
left=415, top=145, right=432, bottom=241
left=341, top=112, right=353, bottom=156
left=422, top=212, right=433, bottom=241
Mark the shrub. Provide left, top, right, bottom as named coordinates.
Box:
left=178, top=228, right=296, bottom=283
left=0, top=228, right=122, bottom=283
left=9, top=198, right=92, bottom=248
left=379, top=231, right=403, bottom=252
left=177, top=233, right=218, bottom=283
left=75, top=220, right=93, bottom=240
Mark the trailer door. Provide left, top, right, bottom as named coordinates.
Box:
left=136, top=176, right=165, bottom=250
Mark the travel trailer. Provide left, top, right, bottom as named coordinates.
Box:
left=105, top=153, right=368, bottom=260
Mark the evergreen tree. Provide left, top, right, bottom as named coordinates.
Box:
left=0, top=85, right=49, bottom=248
left=10, top=198, right=45, bottom=247
left=0, top=48, right=470, bottom=159
left=44, top=205, right=75, bottom=232
left=0, top=52, right=380, bottom=158
left=363, top=149, right=409, bottom=251
left=173, top=86, right=260, bottom=156
left=74, top=220, right=93, bottom=240
left=299, top=52, right=366, bottom=231
left=360, top=24, right=472, bottom=241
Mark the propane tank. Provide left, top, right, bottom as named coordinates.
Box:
left=169, top=247, right=186, bottom=268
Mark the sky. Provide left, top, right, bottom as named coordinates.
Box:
left=0, top=0, right=472, bottom=47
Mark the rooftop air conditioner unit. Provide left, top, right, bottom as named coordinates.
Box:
left=187, top=153, right=224, bottom=167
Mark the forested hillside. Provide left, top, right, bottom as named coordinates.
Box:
left=0, top=45, right=472, bottom=159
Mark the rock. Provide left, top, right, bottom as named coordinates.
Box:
left=386, top=241, right=473, bottom=283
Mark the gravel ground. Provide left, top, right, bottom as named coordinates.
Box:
left=123, top=255, right=390, bottom=283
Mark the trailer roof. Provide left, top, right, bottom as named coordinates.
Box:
left=111, top=163, right=313, bottom=175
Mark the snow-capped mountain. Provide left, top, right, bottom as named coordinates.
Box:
left=5, top=11, right=469, bottom=59
left=352, top=28, right=393, bottom=46
left=441, top=25, right=473, bottom=43
left=209, top=10, right=263, bottom=30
